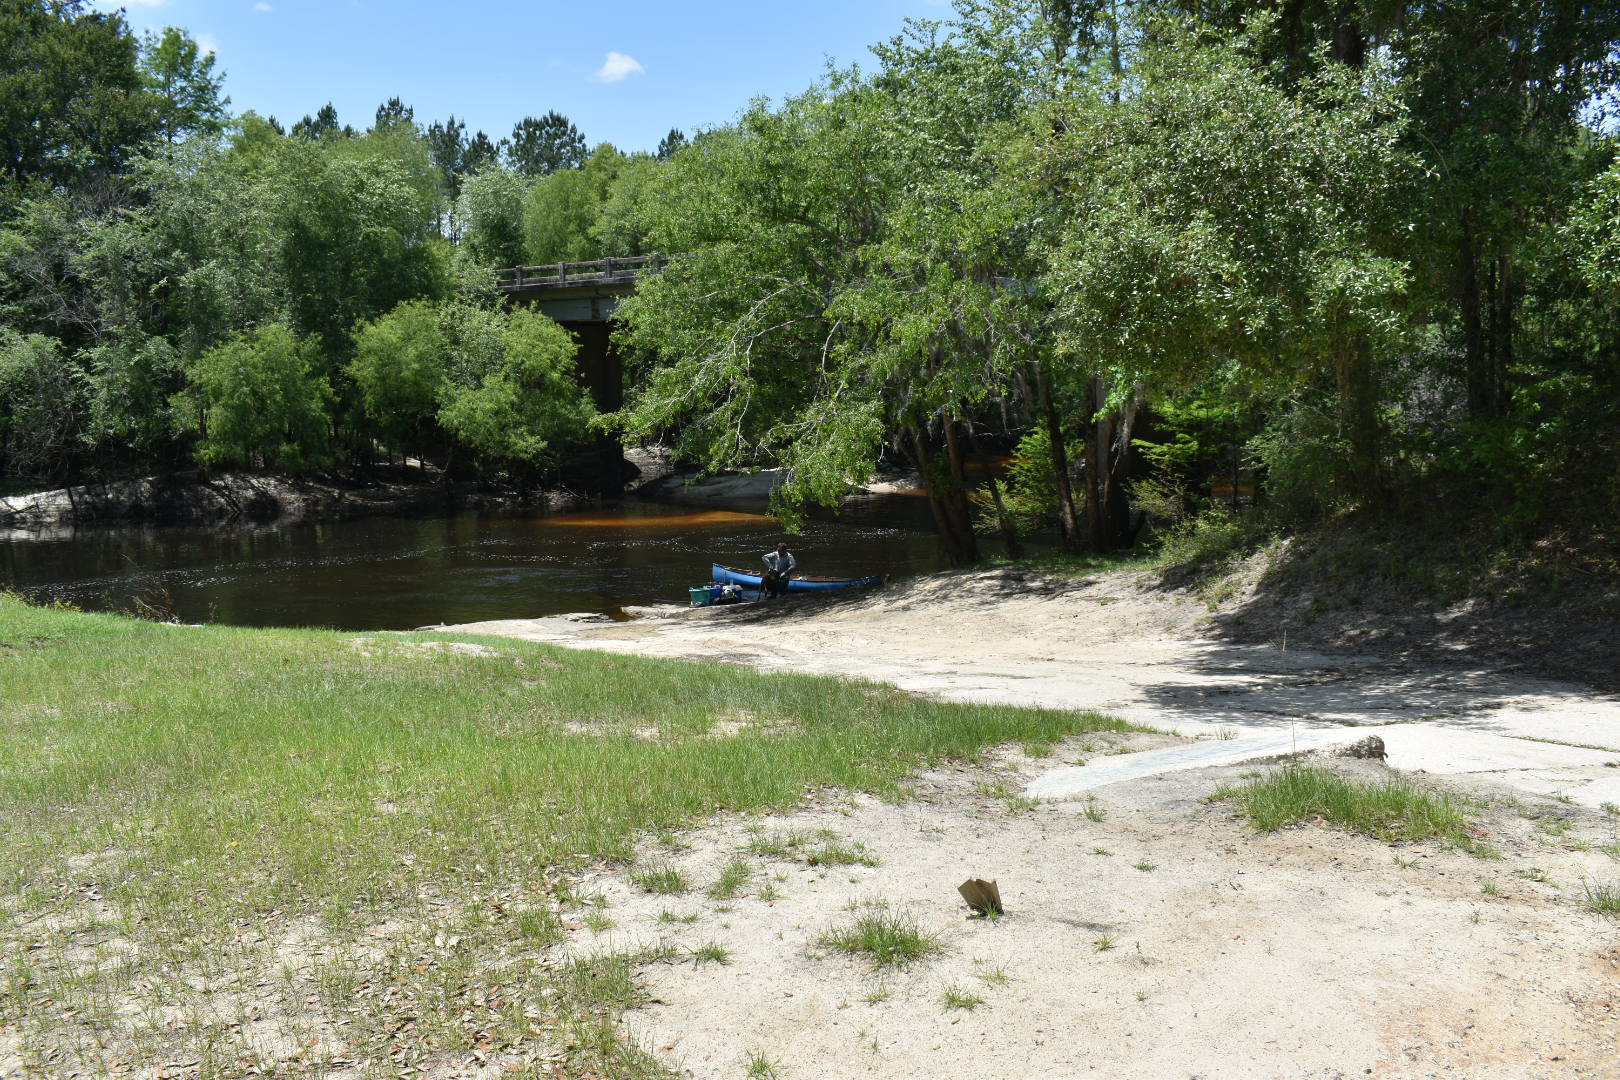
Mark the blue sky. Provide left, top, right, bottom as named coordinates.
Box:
left=99, top=0, right=957, bottom=154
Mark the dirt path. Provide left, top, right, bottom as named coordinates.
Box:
left=441, top=566, right=1620, bottom=1079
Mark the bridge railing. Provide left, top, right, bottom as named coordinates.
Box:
left=496, top=254, right=666, bottom=292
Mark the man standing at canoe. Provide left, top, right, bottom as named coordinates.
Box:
left=761, top=543, right=796, bottom=598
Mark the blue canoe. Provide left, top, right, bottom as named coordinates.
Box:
left=712, top=563, right=882, bottom=593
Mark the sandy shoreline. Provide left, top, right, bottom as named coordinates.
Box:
left=428, top=564, right=1620, bottom=1078
left=443, top=565, right=1620, bottom=806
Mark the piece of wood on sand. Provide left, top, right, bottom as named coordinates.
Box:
left=958, top=877, right=1003, bottom=916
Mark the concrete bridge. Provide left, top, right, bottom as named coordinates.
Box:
left=497, top=256, right=663, bottom=491
left=496, top=255, right=663, bottom=412
left=496, top=254, right=662, bottom=322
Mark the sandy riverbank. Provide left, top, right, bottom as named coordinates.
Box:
left=444, top=563, right=1620, bottom=799
left=437, top=562, right=1620, bottom=1079
left=0, top=470, right=577, bottom=532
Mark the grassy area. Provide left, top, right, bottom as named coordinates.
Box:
left=1210, top=765, right=1475, bottom=845
left=0, top=595, right=1140, bottom=1078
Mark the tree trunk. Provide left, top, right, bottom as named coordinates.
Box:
left=940, top=415, right=982, bottom=564
left=1331, top=4, right=1366, bottom=68
left=975, top=437, right=1022, bottom=560
left=1460, top=209, right=1500, bottom=420
left=1033, top=361, right=1083, bottom=551
left=1334, top=331, right=1380, bottom=501
left=1099, top=394, right=1139, bottom=548
left=985, top=474, right=1022, bottom=559
left=1079, top=376, right=1135, bottom=553
left=1082, top=375, right=1106, bottom=551
left=1489, top=246, right=1514, bottom=416
left=1230, top=441, right=1240, bottom=513
left=905, top=423, right=980, bottom=567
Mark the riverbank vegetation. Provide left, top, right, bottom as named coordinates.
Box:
left=0, top=3, right=626, bottom=495
left=4, top=0, right=1618, bottom=580
left=0, top=593, right=1141, bottom=1075
left=610, top=3, right=1620, bottom=573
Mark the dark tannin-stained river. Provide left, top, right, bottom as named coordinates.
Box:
left=1, top=493, right=965, bottom=630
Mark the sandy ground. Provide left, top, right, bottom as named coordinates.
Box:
left=446, top=566, right=1620, bottom=803
left=442, top=565, right=1620, bottom=1079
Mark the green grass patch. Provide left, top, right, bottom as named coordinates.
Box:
left=745, top=1050, right=783, bottom=1079
left=986, top=548, right=1154, bottom=579
left=706, top=857, right=753, bottom=899
left=1152, top=508, right=1276, bottom=581
left=746, top=829, right=880, bottom=867
left=631, top=865, right=691, bottom=895
left=803, top=841, right=879, bottom=867
left=1583, top=882, right=1620, bottom=916
left=819, top=907, right=944, bottom=969
left=688, top=941, right=732, bottom=964
left=1211, top=765, right=1473, bottom=843
left=655, top=909, right=700, bottom=925
left=515, top=907, right=565, bottom=944
left=745, top=828, right=813, bottom=858
left=0, top=594, right=1144, bottom=1077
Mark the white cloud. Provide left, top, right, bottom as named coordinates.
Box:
left=196, top=32, right=220, bottom=54
left=592, top=51, right=644, bottom=84
left=254, top=2, right=273, bottom=10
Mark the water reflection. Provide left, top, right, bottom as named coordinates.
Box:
left=542, top=508, right=774, bottom=528
left=0, top=494, right=956, bottom=630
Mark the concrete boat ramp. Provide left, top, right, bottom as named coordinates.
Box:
left=1025, top=722, right=1620, bottom=807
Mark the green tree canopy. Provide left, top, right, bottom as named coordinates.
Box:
left=438, top=307, right=595, bottom=466
left=174, top=323, right=333, bottom=471
left=350, top=297, right=595, bottom=475
left=372, top=96, right=413, bottom=133
left=506, top=111, right=586, bottom=177
left=654, top=127, right=687, bottom=161
left=522, top=143, right=627, bottom=264
left=291, top=103, right=346, bottom=141
left=0, top=328, right=80, bottom=482
left=457, top=166, right=530, bottom=269
left=0, top=0, right=159, bottom=196
left=139, top=27, right=228, bottom=145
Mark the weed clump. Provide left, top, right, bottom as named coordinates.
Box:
left=819, top=906, right=944, bottom=969
left=746, top=829, right=879, bottom=867
left=1211, top=765, right=1471, bottom=844
left=942, top=985, right=985, bottom=1010
left=1583, top=881, right=1620, bottom=916
left=706, top=857, right=753, bottom=898
left=630, top=865, right=690, bottom=895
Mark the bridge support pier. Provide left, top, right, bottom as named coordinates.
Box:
left=555, top=321, right=628, bottom=496
left=499, top=258, right=655, bottom=496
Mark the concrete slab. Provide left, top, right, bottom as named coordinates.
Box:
left=1377, top=726, right=1619, bottom=775
left=1024, top=727, right=1390, bottom=799
left=1025, top=723, right=1620, bottom=808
